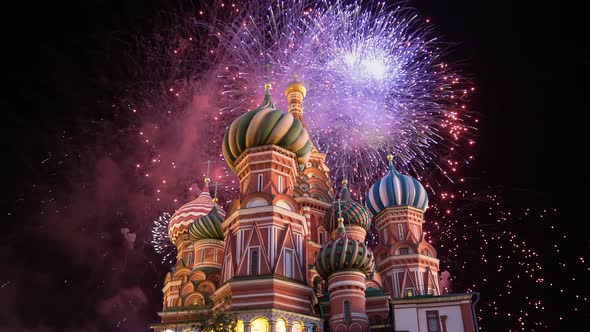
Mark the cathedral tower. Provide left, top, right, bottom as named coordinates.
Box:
left=315, top=214, right=375, bottom=331
left=217, top=83, right=323, bottom=330
left=366, top=155, right=441, bottom=298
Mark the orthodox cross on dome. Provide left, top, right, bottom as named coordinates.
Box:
left=211, top=181, right=222, bottom=205
left=335, top=161, right=351, bottom=183
left=264, top=63, right=272, bottom=92
left=335, top=162, right=352, bottom=199
left=332, top=197, right=343, bottom=217
left=386, top=153, right=399, bottom=173
left=202, top=159, right=216, bottom=185
left=331, top=197, right=346, bottom=239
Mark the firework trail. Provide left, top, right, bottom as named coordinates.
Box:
left=108, top=2, right=586, bottom=329
left=150, top=212, right=175, bottom=264
left=125, top=0, right=475, bottom=210
left=213, top=0, right=476, bottom=191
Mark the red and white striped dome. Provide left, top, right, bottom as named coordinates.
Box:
left=168, top=186, right=226, bottom=244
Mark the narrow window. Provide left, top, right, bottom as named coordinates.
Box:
left=284, top=250, right=293, bottom=278
left=213, top=249, right=218, bottom=263
left=319, top=231, right=324, bottom=245
left=251, top=249, right=259, bottom=275
left=398, top=224, right=404, bottom=240
left=278, top=176, right=283, bottom=193
left=296, top=234, right=302, bottom=261
left=343, top=301, right=351, bottom=321
left=257, top=174, right=264, bottom=191
left=201, top=248, right=206, bottom=262
left=187, top=252, right=193, bottom=266
left=413, top=224, right=419, bottom=238
left=426, top=310, right=441, bottom=332
left=237, top=230, right=244, bottom=259
left=224, top=255, right=232, bottom=281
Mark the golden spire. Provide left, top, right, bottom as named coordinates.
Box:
left=284, top=73, right=307, bottom=98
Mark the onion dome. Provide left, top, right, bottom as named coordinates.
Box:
left=168, top=182, right=226, bottom=244
left=365, top=155, right=429, bottom=215
left=324, top=180, right=372, bottom=234
left=284, top=76, right=307, bottom=97
left=222, top=86, right=312, bottom=172
left=188, top=202, right=225, bottom=241
left=314, top=220, right=374, bottom=278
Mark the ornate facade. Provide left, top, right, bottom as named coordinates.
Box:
left=152, top=80, right=479, bottom=332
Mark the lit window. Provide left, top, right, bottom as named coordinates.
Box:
left=405, top=288, right=414, bottom=297
left=251, top=317, right=269, bottom=332
left=291, top=322, right=303, bottom=332
left=426, top=310, right=441, bottom=332
left=275, top=318, right=287, bottom=332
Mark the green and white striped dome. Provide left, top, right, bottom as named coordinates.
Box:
left=222, top=90, right=312, bottom=172
left=324, top=184, right=372, bottom=234
left=314, top=235, right=374, bottom=278
left=188, top=205, right=225, bottom=241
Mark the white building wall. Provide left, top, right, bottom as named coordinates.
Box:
left=417, top=305, right=464, bottom=332
left=394, top=307, right=419, bottom=332
left=394, top=305, right=465, bottom=332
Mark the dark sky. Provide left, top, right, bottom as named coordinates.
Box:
left=3, top=0, right=586, bottom=331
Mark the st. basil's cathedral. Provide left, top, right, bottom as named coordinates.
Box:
left=151, top=79, right=480, bottom=332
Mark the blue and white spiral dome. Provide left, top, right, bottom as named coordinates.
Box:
left=365, top=155, right=429, bottom=215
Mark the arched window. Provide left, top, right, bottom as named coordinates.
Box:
left=343, top=300, right=351, bottom=321
left=257, top=174, right=264, bottom=191
left=251, top=317, right=269, bottom=332
left=275, top=318, right=287, bottom=332
left=251, top=249, right=259, bottom=275
left=292, top=321, right=303, bottom=332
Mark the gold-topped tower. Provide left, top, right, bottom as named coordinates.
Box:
left=285, top=74, right=306, bottom=121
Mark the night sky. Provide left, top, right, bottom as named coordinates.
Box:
left=3, top=1, right=586, bottom=331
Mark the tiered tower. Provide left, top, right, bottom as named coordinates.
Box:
left=217, top=83, right=323, bottom=330
left=284, top=76, right=336, bottom=292
left=315, top=203, right=375, bottom=332
left=156, top=180, right=227, bottom=328
left=366, top=155, right=440, bottom=298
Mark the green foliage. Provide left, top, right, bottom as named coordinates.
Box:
left=197, top=309, right=238, bottom=332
